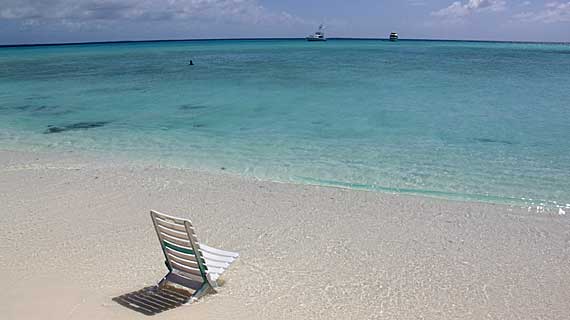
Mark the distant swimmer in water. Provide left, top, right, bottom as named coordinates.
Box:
left=189, top=60, right=194, bottom=66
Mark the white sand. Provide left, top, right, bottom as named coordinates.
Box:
left=1, top=149, right=568, bottom=319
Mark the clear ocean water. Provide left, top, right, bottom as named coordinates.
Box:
left=1, top=39, right=569, bottom=209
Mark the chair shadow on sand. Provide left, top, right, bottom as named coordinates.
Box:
left=112, top=285, right=193, bottom=316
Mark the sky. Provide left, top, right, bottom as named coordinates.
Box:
left=0, top=0, right=569, bottom=45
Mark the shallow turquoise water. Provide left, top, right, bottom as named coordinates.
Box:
left=1, top=39, right=569, bottom=208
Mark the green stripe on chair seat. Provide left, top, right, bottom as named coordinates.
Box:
left=163, top=241, right=208, bottom=270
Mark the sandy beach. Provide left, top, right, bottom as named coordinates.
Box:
left=1, top=149, right=568, bottom=319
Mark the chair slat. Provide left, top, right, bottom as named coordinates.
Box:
left=167, top=251, right=200, bottom=269
left=161, top=233, right=191, bottom=248
left=157, top=225, right=188, bottom=239
left=152, top=210, right=193, bottom=226
left=202, top=251, right=236, bottom=263
left=163, top=240, right=194, bottom=255
left=165, top=246, right=197, bottom=262
left=168, top=271, right=203, bottom=288
left=203, top=259, right=229, bottom=269
left=204, top=266, right=225, bottom=275
left=155, top=216, right=187, bottom=232
left=200, top=243, right=240, bottom=258
left=209, top=273, right=220, bottom=282
left=156, top=221, right=199, bottom=243
left=170, top=260, right=202, bottom=278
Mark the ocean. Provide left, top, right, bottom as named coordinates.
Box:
left=1, top=39, right=569, bottom=209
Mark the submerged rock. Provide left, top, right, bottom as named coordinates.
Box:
left=474, top=138, right=514, bottom=145
left=24, top=95, right=50, bottom=101
left=16, top=104, right=57, bottom=112
left=44, top=121, right=110, bottom=134
left=179, top=104, right=208, bottom=111
left=14, top=104, right=72, bottom=116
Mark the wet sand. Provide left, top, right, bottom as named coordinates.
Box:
left=1, top=149, right=568, bottom=319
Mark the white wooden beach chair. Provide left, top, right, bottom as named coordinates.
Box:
left=150, top=210, right=239, bottom=301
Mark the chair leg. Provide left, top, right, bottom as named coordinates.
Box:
left=157, top=272, right=171, bottom=289
left=187, top=282, right=214, bottom=304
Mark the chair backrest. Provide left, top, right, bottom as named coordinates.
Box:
left=150, top=210, right=211, bottom=285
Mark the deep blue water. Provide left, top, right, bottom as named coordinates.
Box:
left=1, top=39, right=569, bottom=208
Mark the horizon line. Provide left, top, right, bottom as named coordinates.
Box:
left=1, top=37, right=569, bottom=48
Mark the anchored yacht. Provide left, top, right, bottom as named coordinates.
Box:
left=389, top=32, right=398, bottom=41
left=306, top=25, right=326, bottom=41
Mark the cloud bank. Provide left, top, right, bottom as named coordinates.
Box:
left=432, top=0, right=506, bottom=21
left=0, top=0, right=303, bottom=29
left=514, top=1, right=570, bottom=23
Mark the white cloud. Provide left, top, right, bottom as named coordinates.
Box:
left=0, top=0, right=304, bottom=29
left=514, top=1, right=570, bottom=23
left=432, top=0, right=507, bottom=21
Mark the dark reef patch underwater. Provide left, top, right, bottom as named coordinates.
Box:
left=179, top=104, right=208, bottom=111
left=474, top=138, right=514, bottom=145
left=14, top=104, right=72, bottom=116
left=44, top=121, right=111, bottom=134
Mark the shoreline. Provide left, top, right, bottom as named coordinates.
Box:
left=2, top=145, right=565, bottom=212
left=1, top=148, right=569, bottom=319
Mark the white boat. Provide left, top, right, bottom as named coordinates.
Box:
left=306, top=25, right=326, bottom=41
left=389, top=32, right=398, bottom=41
